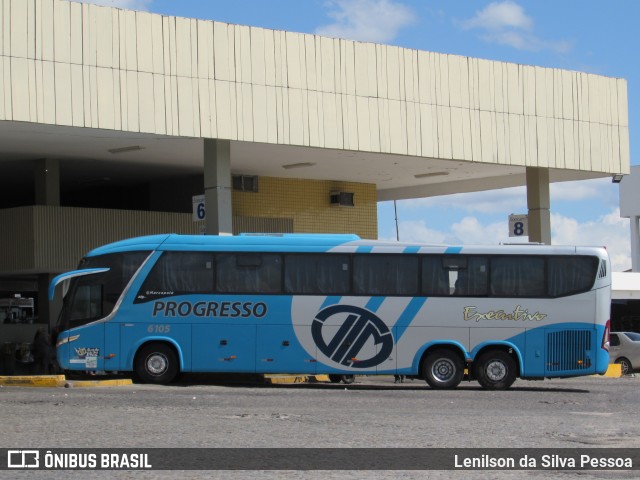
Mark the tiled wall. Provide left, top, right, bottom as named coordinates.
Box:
left=232, top=177, right=377, bottom=239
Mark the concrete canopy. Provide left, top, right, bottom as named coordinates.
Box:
left=0, top=122, right=612, bottom=204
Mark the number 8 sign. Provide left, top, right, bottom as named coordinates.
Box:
left=508, top=214, right=528, bottom=237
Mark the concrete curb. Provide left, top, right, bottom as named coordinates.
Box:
left=0, top=375, right=132, bottom=388
left=0, top=375, right=66, bottom=387
left=65, top=379, right=134, bottom=388
left=263, top=374, right=330, bottom=384
left=603, top=364, right=623, bottom=378
left=0, top=375, right=330, bottom=387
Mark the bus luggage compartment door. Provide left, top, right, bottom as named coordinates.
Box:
left=192, top=324, right=256, bottom=372
left=256, top=325, right=316, bottom=374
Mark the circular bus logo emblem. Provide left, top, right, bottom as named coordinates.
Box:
left=311, top=305, right=393, bottom=368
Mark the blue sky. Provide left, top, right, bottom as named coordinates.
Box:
left=83, top=0, right=638, bottom=271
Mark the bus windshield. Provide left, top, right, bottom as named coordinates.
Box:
left=58, top=251, right=149, bottom=330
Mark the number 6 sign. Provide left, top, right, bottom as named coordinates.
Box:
left=192, top=194, right=206, bottom=221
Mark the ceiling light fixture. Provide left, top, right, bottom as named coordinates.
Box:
left=414, top=171, right=449, bottom=179
left=108, top=145, right=144, bottom=154
left=282, top=162, right=316, bottom=169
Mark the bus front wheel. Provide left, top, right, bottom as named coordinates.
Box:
left=422, top=349, right=464, bottom=389
left=135, top=343, right=179, bottom=384
left=474, top=350, right=517, bottom=390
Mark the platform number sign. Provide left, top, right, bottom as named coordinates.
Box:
left=192, top=195, right=205, bottom=221
left=508, top=214, right=528, bottom=238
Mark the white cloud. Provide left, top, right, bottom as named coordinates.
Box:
left=316, top=0, right=416, bottom=43
left=460, top=1, right=533, bottom=31
left=458, top=1, right=571, bottom=54
left=395, top=177, right=618, bottom=216
left=551, top=209, right=630, bottom=271
left=391, top=220, right=448, bottom=244
left=550, top=177, right=617, bottom=203
left=387, top=216, right=524, bottom=246
left=480, top=31, right=571, bottom=53
left=386, top=208, right=631, bottom=272
left=73, top=0, right=152, bottom=11
left=398, top=187, right=528, bottom=215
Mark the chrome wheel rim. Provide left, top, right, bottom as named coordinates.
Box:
left=146, top=353, right=168, bottom=376
left=486, top=360, right=507, bottom=382
left=432, top=358, right=456, bottom=382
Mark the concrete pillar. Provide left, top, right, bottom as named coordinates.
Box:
left=203, top=139, right=233, bottom=235
left=526, top=167, right=551, bottom=245
left=631, top=216, right=640, bottom=272
left=34, top=158, right=60, bottom=206
left=34, top=159, right=62, bottom=331
left=38, top=274, right=62, bottom=331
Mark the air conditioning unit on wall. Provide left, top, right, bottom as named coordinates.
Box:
left=330, top=192, right=354, bottom=207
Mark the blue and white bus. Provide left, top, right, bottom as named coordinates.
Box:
left=49, top=234, right=611, bottom=389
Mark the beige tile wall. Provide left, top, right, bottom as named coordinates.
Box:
left=232, top=177, right=377, bottom=239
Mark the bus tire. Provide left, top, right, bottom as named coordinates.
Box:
left=341, top=375, right=355, bottom=384
left=422, top=349, right=464, bottom=389
left=135, top=343, right=179, bottom=385
left=474, top=350, right=517, bottom=390
left=328, top=374, right=343, bottom=383
left=616, top=358, right=632, bottom=375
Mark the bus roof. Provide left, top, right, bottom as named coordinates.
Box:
left=85, top=234, right=608, bottom=259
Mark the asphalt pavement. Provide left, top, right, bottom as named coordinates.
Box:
left=1, top=374, right=639, bottom=479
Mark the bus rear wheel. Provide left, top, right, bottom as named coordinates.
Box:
left=135, top=343, right=179, bottom=384
left=474, top=350, right=517, bottom=390
left=328, top=374, right=355, bottom=384
left=341, top=374, right=355, bottom=384
left=422, top=349, right=464, bottom=389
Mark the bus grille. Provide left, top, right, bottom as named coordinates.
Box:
left=546, top=330, right=592, bottom=372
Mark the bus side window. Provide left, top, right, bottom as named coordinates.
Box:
left=422, top=256, right=450, bottom=296
left=284, top=254, right=349, bottom=294
left=453, top=271, right=468, bottom=296
left=216, top=253, right=282, bottom=294
left=547, top=256, right=599, bottom=297
left=353, top=255, right=418, bottom=296
left=136, top=252, right=214, bottom=301
left=491, top=256, right=544, bottom=297
left=445, top=256, right=488, bottom=297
